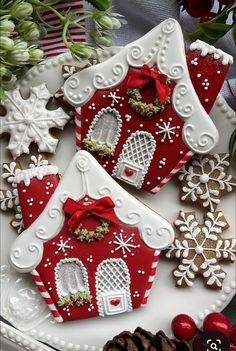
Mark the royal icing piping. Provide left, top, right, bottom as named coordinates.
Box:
left=13, top=166, right=59, bottom=187
left=166, top=211, right=236, bottom=288
left=0, top=84, right=70, bottom=159
left=190, top=40, right=233, bottom=66
left=64, top=18, right=220, bottom=154
left=9, top=151, right=174, bottom=272
left=179, top=153, right=236, bottom=212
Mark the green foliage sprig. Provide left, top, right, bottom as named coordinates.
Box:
left=57, top=291, right=92, bottom=307
left=83, top=137, right=115, bottom=158
left=71, top=219, right=110, bottom=243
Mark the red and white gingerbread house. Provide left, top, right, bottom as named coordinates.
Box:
left=9, top=151, right=174, bottom=322
left=64, top=18, right=232, bottom=193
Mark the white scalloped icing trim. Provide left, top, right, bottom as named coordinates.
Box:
left=215, top=94, right=236, bottom=126
left=190, top=40, right=233, bottom=66
left=63, top=19, right=220, bottom=155
left=0, top=321, right=52, bottom=351
left=13, top=166, right=58, bottom=187
left=194, top=280, right=236, bottom=327
left=24, top=279, right=235, bottom=350
left=17, top=48, right=122, bottom=88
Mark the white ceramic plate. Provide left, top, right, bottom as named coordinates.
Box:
left=0, top=49, right=235, bottom=351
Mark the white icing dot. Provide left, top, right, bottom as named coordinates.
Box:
left=199, top=173, right=209, bottom=183
left=195, top=245, right=204, bottom=254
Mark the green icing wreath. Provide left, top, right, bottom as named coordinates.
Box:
left=82, top=138, right=114, bottom=158
left=71, top=219, right=110, bottom=243
left=127, top=84, right=171, bottom=118
left=57, top=291, right=92, bottom=308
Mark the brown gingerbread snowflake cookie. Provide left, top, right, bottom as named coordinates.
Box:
left=165, top=211, right=236, bottom=289
left=0, top=160, right=23, bottom=233
left=178, top=153, right=236, bottom=212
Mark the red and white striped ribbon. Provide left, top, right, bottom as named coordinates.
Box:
left=39, top=0, right=85, bottom=58
left=75, top=110, right=82, bottom=149
left=31, top=269, right=63, bottom=322
left=141, top=251, right=160, bottom=306
left=150, top=151, right=193, bottom=194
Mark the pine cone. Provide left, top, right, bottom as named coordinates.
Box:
left=103, top=328, right=191, bottom=351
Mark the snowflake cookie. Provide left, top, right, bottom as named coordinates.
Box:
left=179, top=153, right=236, bottom=212
left=0, top=84, right=70, bottom=159
left=166, top=211, right=236, bottom=289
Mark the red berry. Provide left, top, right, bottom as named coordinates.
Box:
left=231, top=325, right=236, bottom=346
left=186, top=0, right=214, bottom=17
left=203, top=313, right=231, bottom=337
left=200, top=11, right=217, bottom=22
left=218, top=0, right=235, bottom=4
left=171, top=314, right=198, bottom=341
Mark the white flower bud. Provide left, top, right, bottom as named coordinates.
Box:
left=95, top=14, right=114, bottom=30
left=90, top=31, right=112, bottom=47
left=111, top=17, right=122, bottom=29
left=0, top=36, right=14, bottom=50
left=11, top=2, right=33, bottom=20
left=0, top=65, right=12, bottom=82
left=29, top=47, right=44, bottom=64
left=8, top=47, right=30, bottom=65
left=24, top=23, right=41, bottom=41
left=0, top=19, right=15, bottom=34
left=70, top=43, right=93, bottom=61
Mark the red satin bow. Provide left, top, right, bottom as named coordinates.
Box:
left=127, top=64, right=170, bottom=105
left=63, top=196, right=117, bottom=231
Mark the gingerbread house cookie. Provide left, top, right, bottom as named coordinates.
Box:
left=63, top=19, right=232, bottom=193
left=9, top=151, right=174, bottom=323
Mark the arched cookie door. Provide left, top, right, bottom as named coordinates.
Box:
left=95, top=258, right=132, bottom=316
left=112, top=131, right=156, bottom=188
left=55, top=258, right=91, bottom=307
left=83, top=107, right=122, bottom=158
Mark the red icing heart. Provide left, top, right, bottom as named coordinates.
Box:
left=110, top=299, right=120, bottom=306
left=124, top=167, right=134, bottom=177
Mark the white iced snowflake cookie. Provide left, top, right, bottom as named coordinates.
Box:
left=166, top=211, right=236, bottom=289
left=0, top=84, right=70, bottom=159
left=178, top=153, right=236, bottom=212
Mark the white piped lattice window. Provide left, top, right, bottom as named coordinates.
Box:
left=88, top=107, right=122, bottom=148
left=112, top=131, right=156, bottom=188
left=55, top=258, right=89, bottom=298
left=95, top=258, right=132, bottom=316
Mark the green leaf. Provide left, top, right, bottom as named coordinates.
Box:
left=188, top=29, right=214, bottom=43
left=232, top=24, right=236, bottom=44
left=85, top=0, right=109, bottom=11
left=200, top=22, right=232, bottom=40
